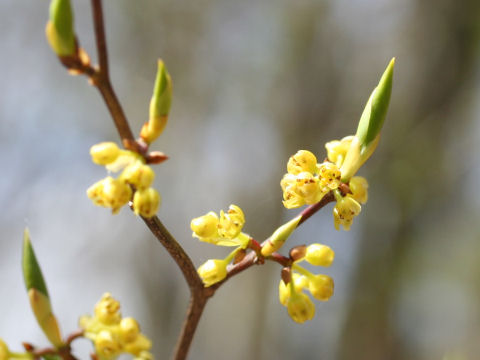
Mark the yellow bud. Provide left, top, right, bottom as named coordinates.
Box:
left=86, top=179, right=107, bottom=207
left=90, top=142, right=120, bottom=166
left=133, top=188, right=161, bottom=218
left=197, top=259, right=228, bottom=287
left=0, top=339, right=9, bottom=360
left=333, top=195, right=361, bottom=231
left=94, top=330, right=121, bottom=359
left=287, top=150, right=317, bottom=175
left=124, top=334, right=152, bottom=356
left=218, top=205, right=245, bottom=239
left=308, top=274, right=334, bottom=301
left=94, top=293, right=121, bottom=325
left=102, top=177, right=132, bottom=213
left=278, top=274, right=308, bottom=306
left=305, top=244, right=335, bottom=267
left=318, top=162, right=341, bottom=190
left=191, top=212, right=219, bottom=240
left=349, top=176, right=369, bottom=204
left=325, top=136, right=354, bottom=167
left=286, top=292, right=315, bottom=324
left=121, top=162, right=155, bottom=190
left=261, top=215, right=301, bottom=257
left=120, top=317, right=140, bottom=343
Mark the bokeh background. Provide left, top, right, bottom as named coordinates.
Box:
left=1, top=0, right=480, bottom=359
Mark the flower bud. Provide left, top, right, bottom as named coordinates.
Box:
left=197, top=259, right=228, bottom=287
left=46, top=0, right=75, bottom=56
left=90, top=142, right=120, bottom=166
left=305, top=244, right=334, bottom=267
left=287, top=150, right=317, bottom=175
left=120, top=317, right=140, bottom=343
left=349, top=176, right=368, bottom=204
left=278, top=274, right=308, bottom=306
left=102, top=177, right=133, bottom=213
left=94, top=293, right=121, bottom=325
left=121, top=162, right=155, bottom=190
left=124, top=334, right=152, bottom=356
left=191, top=212, right=219, bottom=240
left=133, top=188, right=161, bottom=218
left=286, top=292, right=315, bottom=323
left=94, top=330, right=121, bottom=359
left=308, top=274, right=334, bottom=301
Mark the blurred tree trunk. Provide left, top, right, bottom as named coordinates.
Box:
left=337, top=1, right=480, bottom=359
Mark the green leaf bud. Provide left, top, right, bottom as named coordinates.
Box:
left=341, top=58, right=395, bottom=181
left=46, top=0, right=75, bottom=56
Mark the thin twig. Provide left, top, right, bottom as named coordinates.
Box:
left=141, top=215, right=203, bottom=292
left=90, top=0, right=135, bottom=145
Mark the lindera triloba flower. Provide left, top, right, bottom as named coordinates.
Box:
left=3, top=0, right=394, bottom=359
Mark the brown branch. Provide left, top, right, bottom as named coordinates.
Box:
left=89, top=0, right=135, bottom=147
left=141, top=215, right=203, bottom=292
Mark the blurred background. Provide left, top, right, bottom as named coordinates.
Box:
left=1, top=0, right=480, bottom=359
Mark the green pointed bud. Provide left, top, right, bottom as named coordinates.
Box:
left=46, top=0, right=75, bottom=56
left=261, top=215, right=301, bottom=257
left=341, top=58, right=395, bottom=181
left=22, top=229, right=63, bottom=347
left=140, top=60, right=173, bottom=144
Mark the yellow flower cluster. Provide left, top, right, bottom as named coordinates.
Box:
left=191, top=205, right=248, bottom=247
left=191, top=205, right=250, bottom=287
left=87, top=142, right=160, bottom=218
left=281, top=138, right=369, bottom=231
left=79, top=293, right=153, bottom=360
left=281, top=150, right=341, bottom=209
left=278, top=243, right=335, bottom=323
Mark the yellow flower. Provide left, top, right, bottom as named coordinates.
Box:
left=287, top=150, right=318, bottom=175
left=190, top=211, right=219, bottom=242
left=308, top=274, right=334, bottom=301
left=349, top=176, right=368, bottom=204
left=325, top=136, right=354, bottom=167
left=286, top=292, right=315, bottom=324
left=333, top=195, right=361, bottom=231
left=305, top=244, right=334, bottom=267
left=94, top=330, right=121, bottom=359
left=197, top=259, right=228, bottom=287
left=120, top=162, right=155, bottom=190
left=133, top=188, right=161, bottom=218
left=94, top=293, right=121, bottom=325
left=120, top=317, right=140, bottom=343
left=90, top=142, right=120, bottom=166
left=281, top=174, right=306, bottom=209
left=317, top=162, right=341, bottom=190
left=295, top=172, right=325, bottom=205
left=218, top=205, right=245, bottom=239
